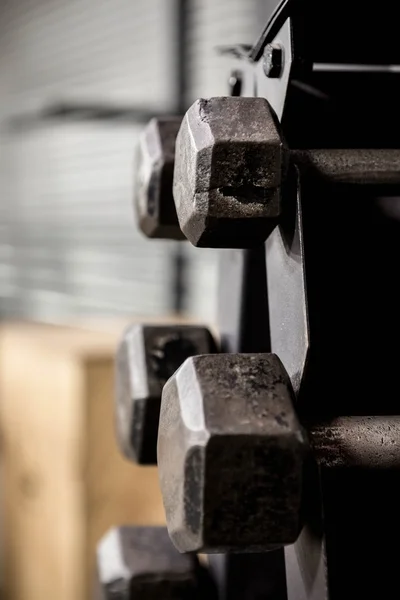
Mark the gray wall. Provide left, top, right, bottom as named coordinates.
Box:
left=0, top=0, right=262, bottom=323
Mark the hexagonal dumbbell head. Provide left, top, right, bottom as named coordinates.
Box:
left=115, top=324, right=217, bottom=465
left=158, top=353, right=309, bottom=553
left=96, top=526, right=209, bottom=600
left=173, top=97, right=287, bottom=248
left=134, top=117, right=185, bottom=240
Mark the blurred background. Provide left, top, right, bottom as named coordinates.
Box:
left=0, top=0, right=270, bottom=324
left=0, top=1, right=269, bottom=598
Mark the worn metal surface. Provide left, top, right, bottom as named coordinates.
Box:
left=292, top=148, right=400, bottom=186
left=115, top=323, right=216, bottom=464
left=157, top=353, right=308, bottom=553
left=310, top=416, right=400, bottom=470
left=135, top=117, right=185, bottom=240
left=96, top=526, right=203, bottom=600
left=173, top=96, right=285, bottom=248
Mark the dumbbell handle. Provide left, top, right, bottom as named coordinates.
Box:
left=309, top=415, right=400, bottom=469
left=292, top=148, right=400, bottom=186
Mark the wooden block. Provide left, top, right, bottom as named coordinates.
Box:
left=0, top=322, right=166, bottom=600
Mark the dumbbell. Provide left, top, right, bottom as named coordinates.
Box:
left=172, top=97, right=284, bottom=248
left=96, top=526, right=217, bottom=599
left=157, top=353, right=308, bottom=553
left=158, top=352, right=400, bottom=553
left=134, top=117, right=185, bottom=240
left=173, top=96, right=400, bottom=248
left=115, top=324, right=217, bottom=464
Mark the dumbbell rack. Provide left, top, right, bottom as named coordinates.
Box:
left=97, top=2, right=400, bottom=599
